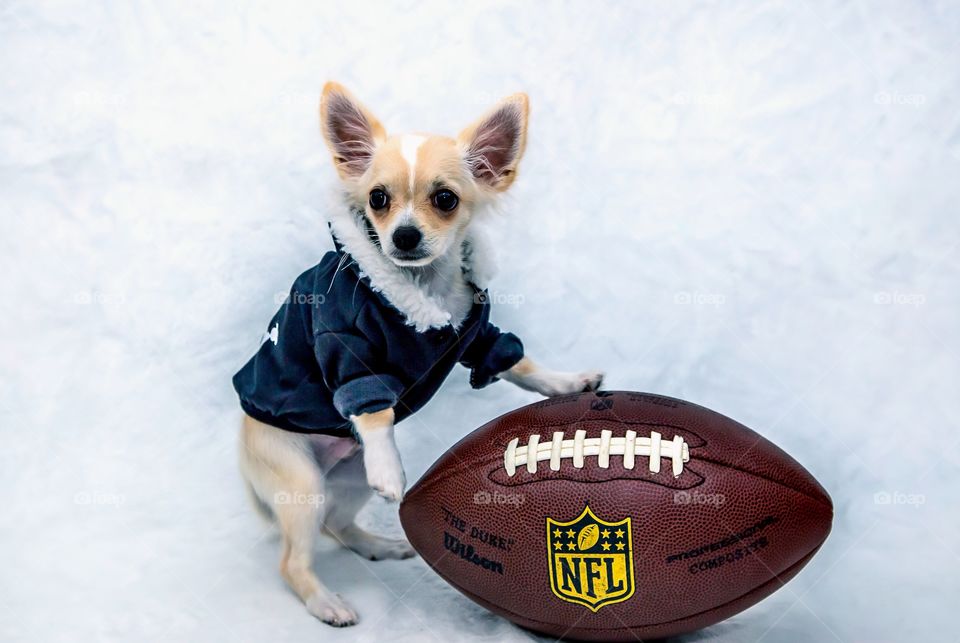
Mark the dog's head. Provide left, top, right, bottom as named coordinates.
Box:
left=319, top=82, right=528, bottom=267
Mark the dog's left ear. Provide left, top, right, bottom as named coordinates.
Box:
left=458, top=93, right=529, bottom=192
left=320, top=82, right=386, bottom=180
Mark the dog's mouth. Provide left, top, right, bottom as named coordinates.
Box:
left=389, top=250, right=433, bottom=267
left=351, top=208, right=437, bottom=267
left=353, top=208, right=434, bottom=266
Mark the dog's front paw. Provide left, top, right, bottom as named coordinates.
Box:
left=578, top=370, right=604, bottom=392
left=541, top=369, right=605, bottom=396
left=363, top=448, right=406, bottom=502
left=367, top=469, right=405, bottom=502
left=306, top=592, right=358, bottom=627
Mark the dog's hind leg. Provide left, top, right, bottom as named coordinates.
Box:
left=321, top=449, right=416, bottom=561
left=240, top=415, right=358, bottom=626
left=243, top=478, right=275, bottom=522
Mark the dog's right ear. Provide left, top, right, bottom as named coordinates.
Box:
left=320, top=82, right=386, bottom=180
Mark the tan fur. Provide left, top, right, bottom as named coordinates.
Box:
left=349, top=407, right=394, bottom=432
left=241, top=83, right=602, bottom=627
left=357, top=136, right=468, bottom=261
left=501, top=356, right=604, bottom=397
left=319, top=82, right=386, bottom=181
left=240, top=413, right=413, bottom=626
left=509, top=355, right=537, bottom=376
left=318, top=82, right=530, bottom=266
left=240, top=415, right=338, bottom=620
left=456, top=93, right=529, bottom=192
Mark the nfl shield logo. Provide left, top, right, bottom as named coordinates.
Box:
left=546, top=506, right=635, bottom=611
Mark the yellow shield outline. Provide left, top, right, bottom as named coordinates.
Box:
left=546, top=506, right=635, bottom=611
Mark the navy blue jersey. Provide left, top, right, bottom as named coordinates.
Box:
left=233, top=249, right=523, bottom=435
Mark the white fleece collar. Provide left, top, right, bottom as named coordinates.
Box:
left=327, top=205, right=497, bottom=332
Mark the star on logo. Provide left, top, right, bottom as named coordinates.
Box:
left=600, top=529, right=610, bottom=539
left=614, top=528, right=625, bottom=539
left=553, top=529, right=562, bottom=539
left=566, top=541, right=576, bottom=550
left=615, top=541, right=625, bottom=551
left=601, top=542, right=611, bottom=551
left=566, top=529, right=576, bottom=539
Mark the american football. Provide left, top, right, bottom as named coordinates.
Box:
left=399, top=391, right=833, bottom=640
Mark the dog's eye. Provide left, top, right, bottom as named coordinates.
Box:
left=369, top=189, right=389, bottom=211
left=431, top=189, right=459, bottom=212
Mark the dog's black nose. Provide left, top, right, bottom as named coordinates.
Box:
left=392, top=225, right=422, bottom=251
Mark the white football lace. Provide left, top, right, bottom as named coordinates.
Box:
left=504, top=429, right=690, bottom=478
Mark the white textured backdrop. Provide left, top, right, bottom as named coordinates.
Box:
left=1, top=1, right=958, bottom=641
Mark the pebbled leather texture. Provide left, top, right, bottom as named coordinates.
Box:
left=400, top=391, right=833, bottom=641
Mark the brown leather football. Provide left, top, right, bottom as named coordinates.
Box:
left=399, top=391, right=833, bottom=640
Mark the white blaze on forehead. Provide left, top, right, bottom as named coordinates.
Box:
left=399, top=134, right=426, bottom=192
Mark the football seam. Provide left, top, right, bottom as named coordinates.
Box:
left=407, top=424, right=706, bottom=496
left=485, top=468, right=707, bottom=490
left=691, top=455, right=833, bottom=510
left=408, top=456, right=699, bottom=499
left=408, top=450, right=831, bottom=512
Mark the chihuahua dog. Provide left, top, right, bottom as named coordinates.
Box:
left=233, top=82, right=604, bottom=626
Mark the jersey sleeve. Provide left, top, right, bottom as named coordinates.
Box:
left=459, top=319, right=524, bottom=389
left=314, top=331, right=404, bottom=419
